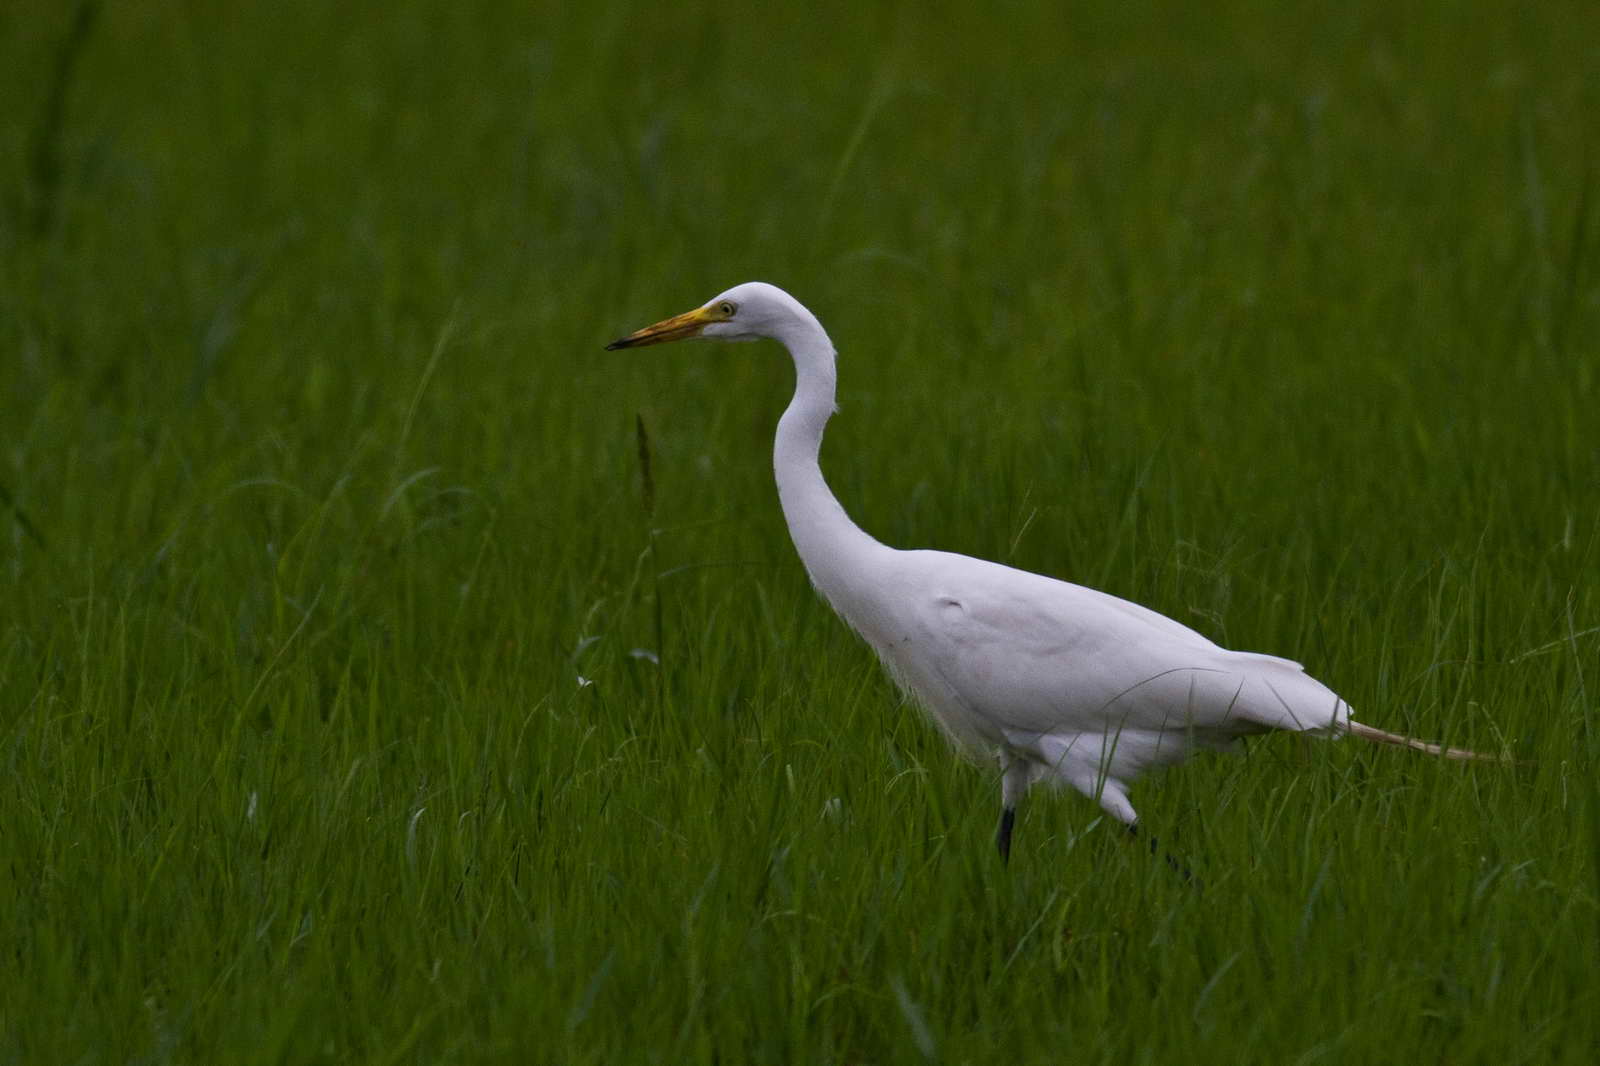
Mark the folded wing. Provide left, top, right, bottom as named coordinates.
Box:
left=890, top=550, right=1350, bottom=760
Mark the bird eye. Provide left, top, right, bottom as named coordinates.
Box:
left=718, top=301, right=736, bottom=317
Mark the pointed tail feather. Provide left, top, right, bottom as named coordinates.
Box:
left=1346, top=720, right=1515, bottom=763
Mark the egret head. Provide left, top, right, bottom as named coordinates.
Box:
left=605, top=282, right=817, bottom=350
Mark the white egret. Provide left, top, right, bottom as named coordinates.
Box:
left=608, top=282, right=1502, bottom=860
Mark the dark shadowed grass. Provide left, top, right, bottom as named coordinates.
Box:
left=2, top=1, right=1598, bottom=1062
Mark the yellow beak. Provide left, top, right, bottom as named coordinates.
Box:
left=605, top=305, right=720, bottom=350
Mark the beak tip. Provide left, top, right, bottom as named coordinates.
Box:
left=604, top=339, right=626, bottom=351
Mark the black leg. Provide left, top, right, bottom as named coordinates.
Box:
left=996, top=806, right=1016, bottom=863
left=1126, top=823, right=1200, bottom=887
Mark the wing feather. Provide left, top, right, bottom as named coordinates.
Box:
left=881, top=550, right=1347, bottom=746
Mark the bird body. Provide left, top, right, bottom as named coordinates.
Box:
left=800, top=539, right=1350, bottom=827
left=609, top=282, right=1496, bottom=854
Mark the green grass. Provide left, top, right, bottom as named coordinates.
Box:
left=3, top=1, right=1598, bottom=1061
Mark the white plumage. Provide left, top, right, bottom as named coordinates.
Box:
left=609, top=281, right=1493, bottom=858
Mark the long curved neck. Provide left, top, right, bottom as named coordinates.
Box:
left=771, top=318, right=885, bottom=604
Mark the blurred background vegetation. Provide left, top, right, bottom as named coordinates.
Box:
left=2, top=1, right=1597, bottom=1062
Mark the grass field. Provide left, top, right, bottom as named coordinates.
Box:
left=4, top=2, right=1598, bottom=1062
